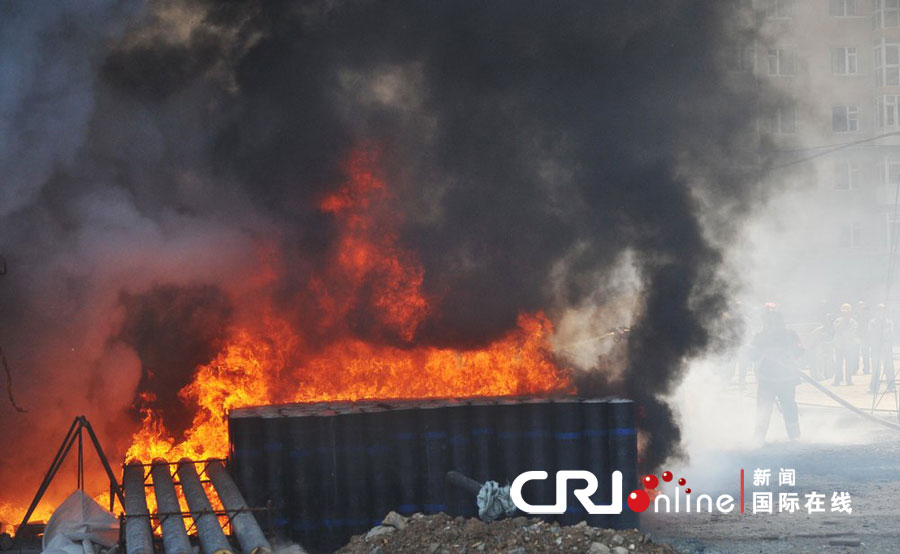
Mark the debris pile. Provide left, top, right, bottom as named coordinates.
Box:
left=336, top=512, right=677, bottom=554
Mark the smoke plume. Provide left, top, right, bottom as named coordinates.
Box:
left=0, top=0, right=776, bottom=513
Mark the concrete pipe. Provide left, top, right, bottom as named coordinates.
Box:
left=176, top=459, right=233, bottom=554
left=150, top=460, right=192, bottom=554
left=206, top=461, right=272, bottom=554
left=122, top=462, right=154, bottom=554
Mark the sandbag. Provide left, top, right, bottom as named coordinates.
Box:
left=41, top=491, right=119, bottom=554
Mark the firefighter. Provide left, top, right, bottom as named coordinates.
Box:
left=869, top=304, right=895, bottom=393
left=832, top=303, right=859, bottom=386
left=808, top=311, right=835, bottom=381
left=857, top=301, right=872, bottom=375
left=750, top=309, right=802, bottom=441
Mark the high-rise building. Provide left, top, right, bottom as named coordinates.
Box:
left=747, top=0, right=900, bottom=304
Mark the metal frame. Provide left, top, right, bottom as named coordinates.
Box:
left=128, top=458, right=231, bottom=534
left=14, top=416, right=124, bottom=544
left=134, top=459, right=228, bottom=487
left=126, top=459, right=228, bottom=470
left=15, top=421, right=271, bottom=553
left=121, top=507, right=269, bottom=536
left=118, top=458, right=271, bottom=552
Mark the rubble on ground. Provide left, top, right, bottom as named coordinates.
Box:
left=335, top=512, right=678, bottom=554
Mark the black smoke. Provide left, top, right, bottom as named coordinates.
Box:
left=0, top=0, right=775, bottom=505
left=118, top=285, right=232, bottom=437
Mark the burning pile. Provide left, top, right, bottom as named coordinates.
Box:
left=126, top=147, right=572, bottom=464
left=0, top=2, right=775, bottom=533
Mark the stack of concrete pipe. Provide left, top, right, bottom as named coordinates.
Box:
left=121, top=459, right=271, bottom=554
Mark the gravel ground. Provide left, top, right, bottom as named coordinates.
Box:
left=336, top=512, right=677, bottom=554
left=643, top=420, right=900, bottom=553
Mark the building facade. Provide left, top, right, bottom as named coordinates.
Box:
left=740, top=0, right=900, bottom=308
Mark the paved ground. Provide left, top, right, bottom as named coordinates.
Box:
left=643, top=373, right=900, bottom=553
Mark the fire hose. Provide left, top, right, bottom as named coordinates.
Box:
left=795, top=370, right=900, bottom=431
left=446, top=471, right=517, bottom=522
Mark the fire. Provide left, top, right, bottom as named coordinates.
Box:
left=0, top=503, right=53, bottom=534
left=0, top=147, right=570, bottom=532
left=126, top=146, right=572, bottom=463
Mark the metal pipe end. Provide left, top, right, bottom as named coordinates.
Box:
left=151, top=458, right=169, bottom=466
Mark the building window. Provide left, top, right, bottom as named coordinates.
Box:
left=885, top=160, right=900, bottom=189
left=726, top=44, right=755, bottom=72
left=832, top=106, right=860, bottom=132
left=768, top=48, right=796, bottom=76
left=830, top=0, right=859, bottom=16
left=834, top=161, right=860, bottom=190
left=832, top=47, right=858, bottom=75
left=877, top=95, right=900, bottom=128
left=874, top=39, right=900, bottom=86
left=839, top=223, right=863, bottom=248
left=766, top=105, right=796, bottom=134
left=875, top=0, right=900, bottom=29
left=766, top=0, right=794, bottom=19
left=883, top=160, right=900, bottom=207
left=888, top=213, right=900, bottom=248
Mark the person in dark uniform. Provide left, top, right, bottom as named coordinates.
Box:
left=832, top=303, right=859, bottom=386
left=809, top=311, right=835, bottom=381
left=869, top=304, right=895, bottom=393
left=750, top=309, right=802, bottom=441
left=857, top=301, right=872, bottom=375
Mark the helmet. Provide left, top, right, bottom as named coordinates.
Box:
left=840, top=303, right=852, bottom=312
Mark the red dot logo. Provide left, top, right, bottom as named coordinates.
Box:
left=643, top=474, right=658, bottom=489
left=627, top=489, right=651, bottom=512
left=661, top=471, right=673, bottom=482
left=677, top=478, right=686, bottom=486
left=685, top=488, right=691, bottom=494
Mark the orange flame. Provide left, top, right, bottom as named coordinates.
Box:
left=125, top=146, right=572, bottom=464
